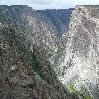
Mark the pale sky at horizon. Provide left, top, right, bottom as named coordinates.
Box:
left=0, top=0, right=99, bottom=9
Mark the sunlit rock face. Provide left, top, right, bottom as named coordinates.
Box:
left=55, top=5, right=99, bottom=99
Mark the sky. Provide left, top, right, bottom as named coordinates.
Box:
left=0, top=0, right=99, bottom=9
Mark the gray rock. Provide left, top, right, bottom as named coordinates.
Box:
left=55, top=5, right=99, bottom=99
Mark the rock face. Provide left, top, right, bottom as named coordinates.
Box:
left=0, top=25, right=77, bottom=99
left=55, top=5, right=99, bottom=99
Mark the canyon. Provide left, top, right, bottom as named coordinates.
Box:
left=0, top=5, right=99, bottom=99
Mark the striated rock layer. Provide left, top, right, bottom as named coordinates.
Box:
left=55, top=5, right=99, bottom=99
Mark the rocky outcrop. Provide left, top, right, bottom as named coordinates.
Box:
left=0, top=25, right=78, bottom=99
left=55, top=5, right=99, bottom=99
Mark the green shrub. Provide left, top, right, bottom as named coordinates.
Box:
left=66, top=84, right=93, bottom=99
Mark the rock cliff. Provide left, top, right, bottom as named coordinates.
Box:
left=55, top=5, right=99, bottom=99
